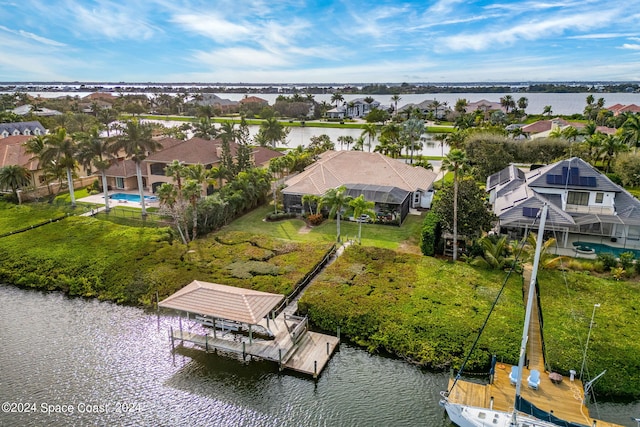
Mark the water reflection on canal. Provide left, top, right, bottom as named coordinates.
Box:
left=0, top=286, right=636, bottom=426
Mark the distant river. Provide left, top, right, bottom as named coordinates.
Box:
left=10, top=91, right=640, bottom=115
left=0, top=286, right=637, bottom=426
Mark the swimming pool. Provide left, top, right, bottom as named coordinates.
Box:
left=572, top=241, right=640, bottom=258
left=109, top=193, right=158, bottom=203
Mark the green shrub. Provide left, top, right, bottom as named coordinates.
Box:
left=619, top=251, right=635, bottom=271
left=266, top=212, right=297, bottom=221
left=597, top=252, right=618, bottom=271
left=420, top=211, right=441, bottom=256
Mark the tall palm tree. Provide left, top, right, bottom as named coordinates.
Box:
left=322, top=185, right=353, bottom=242
left=337, top=135, right=354, bottom=151
left=390, top=94, right=401, bottom=116
left=182, top=179, right=202, bottom=241
left=113, top=119, right=161, bottom=217
left=76, top=127, right=114, bottom=212
left=542, top=105, right=553, bottom=117
left=41, top=127, right=78, bottom=207
left=0, top=165, right=31, bottom=202
left=361, top=123, right=378, bottom=152
left=441, top=149, right=468, bottom=261
left=401, top=118, right=425, bottom=164
left=348, top=194, right=375, bottom=243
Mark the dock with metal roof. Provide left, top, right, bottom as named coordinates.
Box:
left=160, top=280, right=340, bottom=378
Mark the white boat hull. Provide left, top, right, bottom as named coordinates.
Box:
left=442, top=401, right=559, bottom=427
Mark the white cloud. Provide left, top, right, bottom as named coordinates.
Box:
left=437, top=10, right=618, bottom=52
left=70, top=2, right=158, bottom=40
left=171, top=13, right=252, bottom=42
left=621, top=44, right=640, bottom=50
left=0, top=25, right=66, bottom=46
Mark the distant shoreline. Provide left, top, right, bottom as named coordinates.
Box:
left=1, top=81, right=639, bottom=95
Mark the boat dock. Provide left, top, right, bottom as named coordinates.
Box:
left=160, top=280, right=340, bottom=378
left=169, top=309, right=340, bottom=377
left=446, top=265, right=622, bottom=427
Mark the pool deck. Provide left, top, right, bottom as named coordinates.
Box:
left=77, top=191, right=160, bottom=209
left=550, top=233, right=640, bottom=259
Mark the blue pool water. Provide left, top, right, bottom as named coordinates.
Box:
left=109, top=192, right=158, bottom=203
left=573, top=241, right=640, bottom=258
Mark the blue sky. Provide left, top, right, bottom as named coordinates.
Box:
left=1, top=0, right=639, bottom=83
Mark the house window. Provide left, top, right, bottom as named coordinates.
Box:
left=116, top=177, right=125, bottom=189
left=567, top=191, right=589, bottom=206
left=150, top=163, right=166, bottom=176
left=595, top=192, right=604, bottom=203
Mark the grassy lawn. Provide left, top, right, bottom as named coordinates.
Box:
left=221, top=204, right=424, bottom=251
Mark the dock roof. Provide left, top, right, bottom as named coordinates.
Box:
left=158, top=280, right=284, bottom=325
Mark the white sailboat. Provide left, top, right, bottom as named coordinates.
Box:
left=440, top=203, right=590, bottom=427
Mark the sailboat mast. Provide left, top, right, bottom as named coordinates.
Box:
left=514, top=204, right=548, bottom=401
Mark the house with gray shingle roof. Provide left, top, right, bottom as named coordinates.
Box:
left=282, top=150, right=436, bottom=224
left=487, top=157, right=640, bottom=246
left=0, top=121, right=47, bottom=138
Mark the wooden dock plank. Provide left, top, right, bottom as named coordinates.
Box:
left=283, top=332, right=340, bottom=376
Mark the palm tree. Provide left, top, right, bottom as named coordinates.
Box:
left=500, top=95, right=515, bottom=114
left=182, top=179, right=202, bottom=241
left=337, top=135, right=354, bottom=151
left=470, top=235, right=514, bottom=270
left=41, top=127, right=78, bottom=207
left=157, top=182, right=188, bottom=244
left=598, top=134, right=627, bottom=173
left=542, top=105, right=553, bottom=117
left=113, top=119, right=161, bottom=217
left=391, top=94, right=401, bottom=116
left=348, top=194, right=375, bottom=243
left=0, top=165, right=31, bottom=202
left=256, top=117, right=290, bottom=148
left=441, top=149, right=468, bottom=261
left=622, top=113, right=640, bottom=152
left=301, top=193, right=320, bottom=215
left=165, top=160, right=187, bottom=192
left=76, top=127, right=114, bottom=212
left=361, top=123, right=378, bottom=152
left=331, top=92, right=344, bottom=108
left=401, top=117, right=425, bottom=164
left=193, top=117, right=218, bottom=140
left=322, top=185, right=353, bottom=242
left=517, top=97, right=529, bottom=115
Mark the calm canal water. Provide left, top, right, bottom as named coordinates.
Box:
left=0, top=286, right=636, bottom=426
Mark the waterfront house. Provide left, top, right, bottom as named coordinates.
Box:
left=188, top=93, right=239, bottom=114
left=326, top=98, right=382, bottom=119
left=282, top=150, right=436, bottom=224
left=487, top=157, right=640, bottom=247
left=399, top=99, right=451, bottom=119
left=102, top=136, right=282, bottom=193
